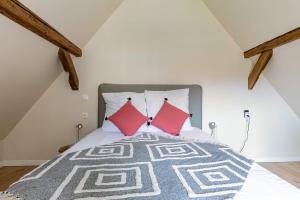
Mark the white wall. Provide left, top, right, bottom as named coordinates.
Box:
left=0, top=0, right=123, bottom=140
left=3, top=0, right=300, bottom=162
left=203, top=0, right=300, bottom=118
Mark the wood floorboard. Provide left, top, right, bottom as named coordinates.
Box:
left=0, top=163, right=299, bottom=191
left=259, top=162, right=300, bottom=188
left=0, top=166, right=37, bottom=191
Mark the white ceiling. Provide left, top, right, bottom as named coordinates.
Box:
left=0, top=0, right=123, bottom=139
left=203, top=0, right=300, bottom=118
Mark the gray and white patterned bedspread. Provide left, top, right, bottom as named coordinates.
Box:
left=3, top=133, right=253, bottom=200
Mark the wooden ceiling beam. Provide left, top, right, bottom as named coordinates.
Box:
left=58, top=48, right=79, bottom=90
left=0, top=0, right=82, bottom=57
left=248, top=49, right=273, bottom=90
left=244, top=27, right=300, bottom=58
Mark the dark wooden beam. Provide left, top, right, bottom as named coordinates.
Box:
left=58, top=48, right=79, bottom=90
left=244, top=27, right=300, bottom=58
left=248, top=50, right=273, bottom=90
left=0, top=0, right=82, bottom=57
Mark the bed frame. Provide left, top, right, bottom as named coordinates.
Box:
left=98, top=83, right=202, bottom=129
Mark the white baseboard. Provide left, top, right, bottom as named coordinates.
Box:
left=254, top=157, right=300, bottom=163
left=1, top=160, right=48, bottom=166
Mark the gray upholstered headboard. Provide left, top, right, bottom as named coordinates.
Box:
left=98, top=83, right=203, bottom=129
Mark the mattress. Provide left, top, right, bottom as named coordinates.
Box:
left=65, top=128, right=300, bottom=200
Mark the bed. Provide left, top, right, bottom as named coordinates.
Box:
left=1, top=84, right=300, bottom=200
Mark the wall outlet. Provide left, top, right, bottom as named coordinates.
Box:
left=82, top=94, right=89, bottom=101
left=82, top=112, right=88, bottom=119
left=243, top=110, right=250, bottom=118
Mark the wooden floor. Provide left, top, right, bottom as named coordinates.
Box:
left=0, top=166, right=37, bottom=191
left=0, top=163, right=299, bottom=191
left=259, top=162, right=300, bottom=188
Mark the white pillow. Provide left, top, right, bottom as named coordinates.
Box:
left=102, top=92, right=148, bottom=132
left=144, top=88, right=193, bottom=132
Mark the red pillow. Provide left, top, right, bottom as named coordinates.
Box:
left=151, top=101, right=189, bottom=136
left=108, top=100, right=148, bottom=136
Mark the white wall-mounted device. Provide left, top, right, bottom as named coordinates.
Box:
left=208, top=122, right=217, bottom=137
left=76, top=123, right=83, bottom=142
left=240, top=110, right=251, bottom=152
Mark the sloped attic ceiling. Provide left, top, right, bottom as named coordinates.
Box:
left=203, top=0, right=300, bottom=118
left=0, top=0, right=123, bottom=140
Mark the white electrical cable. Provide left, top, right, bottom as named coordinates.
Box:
left=240, top=116, right=250, bottom=152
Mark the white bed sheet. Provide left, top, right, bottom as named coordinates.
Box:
left=65, top=128, right=300, bottom=200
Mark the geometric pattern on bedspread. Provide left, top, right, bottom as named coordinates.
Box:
left=5, top=133, right=253, bottom=200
